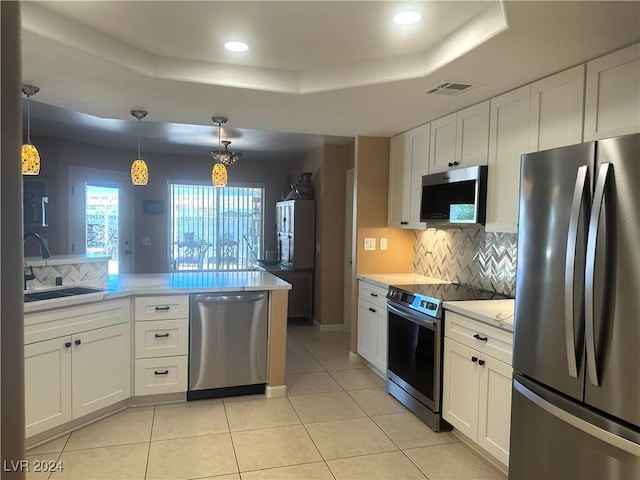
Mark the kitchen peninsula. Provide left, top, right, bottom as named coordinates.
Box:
left=24, top=268, right=291, bottom=446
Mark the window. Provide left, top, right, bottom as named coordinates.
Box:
left=169, top=182, right=263, bottom=271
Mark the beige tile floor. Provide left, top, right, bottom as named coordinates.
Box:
left=26, top=320, right=506, bottom=480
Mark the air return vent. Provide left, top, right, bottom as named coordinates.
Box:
left=424, top=82, right=478, bottom=96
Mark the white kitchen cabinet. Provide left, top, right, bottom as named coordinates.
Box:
left=133, top=296, right=189, bottom=396
left=584, top=43, right=640, bottom=141
left=24, top=299, right=131, bottom=438
left=486, top=85, right=532, bottom=233
left=530, top=65, right=585, bottom=151
left=443, top=311, right=513, bottom=467
left=24, top=337, right=72, bottom=438
left=357, top=281, right=388, bottom=373
left=387, top=125, right=429, bottom=229
left=73, top=322, right=131, bottom=418
left=430, top=102, right=490, bottom=174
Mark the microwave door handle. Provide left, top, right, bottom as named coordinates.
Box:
left=564, top=165, right=588, bottom=378
left=585, top=162, right=610, bottom=387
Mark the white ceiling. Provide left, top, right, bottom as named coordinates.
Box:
left=20, top=1, right=640, bottom=159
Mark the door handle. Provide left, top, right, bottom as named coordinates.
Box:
left=471, top=356, right=478, bottom=363
left=64, top=342, right=72, bottom=348
left=585, top=162, right=611, bottom=387
left=154, top=370, right=169, bottom=375
left=154, top=333, right=170, bottom=338
left=369, top=307, right=376, bottom=313
left=478, top=359, right=485, bottom=366
left=565, top=165, right=589, bottom=379
left=75, top=339, right=81, bottom=346
left=370, top=293, right=378, bottom=297
left=155, top=306, right=171, bottom=311
left=473, top=334, right=488, bottom=342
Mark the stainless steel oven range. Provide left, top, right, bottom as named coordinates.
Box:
left=386, top=283, right=508, bottom=432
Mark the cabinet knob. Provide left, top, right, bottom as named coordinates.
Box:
left=74, top=339, right=81, bottom=346
left=471, top=356, right=478, bottom=363
left=473, top=334, right=488, bottom=342
left=369, top=307, right=376, bottom=313
left=448, top=162, right=454, bottom=167
left=478, top=359, right=485, bottom=366
left=64, top=342, right=72, bottom=348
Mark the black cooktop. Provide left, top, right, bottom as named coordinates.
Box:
left=387, top=283, right=510, bottom=318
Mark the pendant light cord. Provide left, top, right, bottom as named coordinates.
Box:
left=137, top=118, right=141, bottom=158
left=26, top=95, right=32, bottom=143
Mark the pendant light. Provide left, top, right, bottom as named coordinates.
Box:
left=130, top=110, right=149, bottom=186
left=21, top=84, right=41, bottom=175
left=211, top=116, right=229, bottom=187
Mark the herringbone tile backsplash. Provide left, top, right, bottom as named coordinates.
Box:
left=25, top=260, right=109, bottom=290
left=413, top=228, right=517, bottom=297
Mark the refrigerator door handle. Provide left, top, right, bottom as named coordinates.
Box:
left=585, top=162, right=611, bottom=387
left=514, top=379, right=640, bottom=456
left=565, top=165, right=589, bottom=378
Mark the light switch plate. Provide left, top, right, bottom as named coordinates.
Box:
left=364, top=237, right=376, bottom=251
left=380, top=237, right=388, bottom=250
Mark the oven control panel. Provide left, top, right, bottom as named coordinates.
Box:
left=387, top=286, right=441, bottom=318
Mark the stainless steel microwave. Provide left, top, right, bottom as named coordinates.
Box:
left=420, top=165, right=488, bottom=226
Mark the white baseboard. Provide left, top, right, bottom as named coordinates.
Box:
left=349, top=351, right=360, bottom=361
left=265, top=385, right=287, bottom=398
left=317, top=322, right=344, bottom=332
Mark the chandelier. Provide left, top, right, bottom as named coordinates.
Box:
left=130, top=109, right=149, bottom=186
left=21, top=84, right=41, bottom=175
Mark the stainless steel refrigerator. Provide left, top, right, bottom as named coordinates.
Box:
left=510, top=133, right=640, bottom=479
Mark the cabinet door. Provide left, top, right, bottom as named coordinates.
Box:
left=477, top=355, right=512, bottom=466
left=456, top=101, right=490, bottom=168
left=442, top=338, right=480, bottom=441
left=430, top=113, right=457, bottom=173
left=584, top=43, right=640, bottom=141
left=530, top=65, right=585, bottom=151
left=72, top=323, right=131, bottom=418
left=357, top=298, right=377, bottom=365
left=374, top=307, right=388, bottom=373
left=407, top=125, right=429, bottom=229
left=388, top=133, right=410, bottom=227
left=486, top=85, right=532, bottom=233
left=273, top=270, right=313, bottom=318
left=24, top=337, right=72, bottom=437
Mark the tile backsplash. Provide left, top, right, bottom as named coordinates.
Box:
left=24, top=258, right=108, bottom=290
left=413, top=228, right=517, bottom=297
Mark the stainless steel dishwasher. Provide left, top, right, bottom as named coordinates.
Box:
left=188, top=291, right=268, bottom=400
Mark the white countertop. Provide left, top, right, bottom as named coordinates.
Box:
left=24, top=254, right=110, bottom=267
left=24, top=271, right=291, bottom=313
left=356, top=273, right=449, bottom=289
left=444, top=299, right=515, bottom=332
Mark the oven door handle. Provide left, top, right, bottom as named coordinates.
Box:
left=387, top=303, right=436, bottom=330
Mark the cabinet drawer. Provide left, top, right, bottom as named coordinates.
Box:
left=358, top=282, right=388, bottom=309
left=135, top=319, right=188, bottom=358
left=445, top=311, right=513, bottom=365
left=134, top=296, right=189, bottom=321
left=134, top=356, right=188, bottom=396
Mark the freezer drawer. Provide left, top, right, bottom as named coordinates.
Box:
left=510, top=376, right=640, bottom=480
left=189, top=291, right=268, bottom=395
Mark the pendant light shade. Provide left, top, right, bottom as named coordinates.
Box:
left=130, top=109, right=149, bottom=186
left=212, top=162, right=228, bottom=187
left=21, top=85, right=41, bottom=175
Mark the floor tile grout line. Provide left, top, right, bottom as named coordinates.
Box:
left=221, top=399, right=242, bottom=476
left=283, top=395, right=331, bottom=473
left=143, top=406, right=155, bottom=480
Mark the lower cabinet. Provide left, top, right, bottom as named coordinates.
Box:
left=442, top=311, right=513, bottom=467
left=357, top=281, right=388, bottom=373
left=267, top=269, right=313, bottom=320
left=25, top=321, right=130, bottom=438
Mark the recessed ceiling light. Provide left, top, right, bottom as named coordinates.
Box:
left=393, top=11, right=421, bottom=26
left=224, top=41, right=249, bottom=52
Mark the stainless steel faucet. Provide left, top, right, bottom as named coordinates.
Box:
left=24, top=232, right=51, bottom=258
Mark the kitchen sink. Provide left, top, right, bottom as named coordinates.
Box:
left=24, top=287, right=105, bottom=303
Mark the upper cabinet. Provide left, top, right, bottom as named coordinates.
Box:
left=430, top=101, right=490, bottom=174
left=530, top=65, right=585, bottom=151
left=584, top=43, right=640, bottom=141
left=388, top=125, right=429, bottom=229
left=486, top=85, right=532, bottom=233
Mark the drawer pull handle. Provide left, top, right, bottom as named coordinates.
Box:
left=154, top=333, right=170, bottom=338
left=154, top=370, right=169, bottom=375
left=64, top=342, right=72, bottom=348
left=473, top=334, right=488, bottom=342
left=155, top=306, right=171, bottom=312
left=369, top=307, right=376, bottom=313
left=471, top=356, right=478, bottom=363
left=478, top=359, right=486, bottom=366
left=370, top=293, right=378, bottom=297
left=75, top=339, right=82, bottom=346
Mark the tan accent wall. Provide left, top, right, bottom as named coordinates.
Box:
left=294, top=143, right=354, bottom=325
left=268, top=289, right=289, bottom=386
left=356, top=227, right=414, bottom=274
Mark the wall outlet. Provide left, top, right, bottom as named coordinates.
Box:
left=364, top=237, right=376, bottom=251
left=142, top=236, right=151, bottom=247
left=379, top=237, right=388, bottom=250
left=316, top=242, right=321, bottom=253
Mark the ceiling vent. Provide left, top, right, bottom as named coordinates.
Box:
left=424, top=82, right=478, bottom=96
